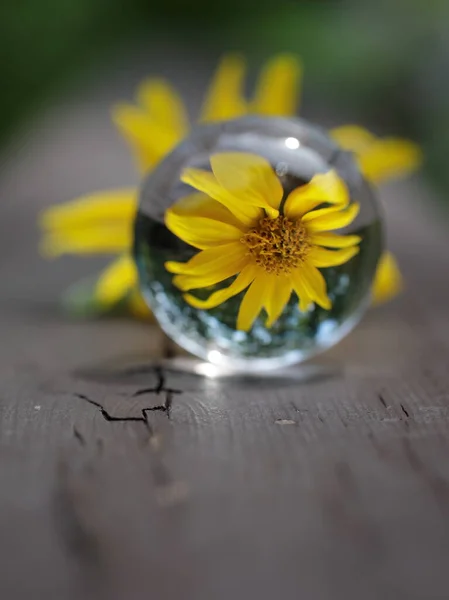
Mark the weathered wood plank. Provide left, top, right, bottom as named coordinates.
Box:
left=2, top=303, right=449, bottom=600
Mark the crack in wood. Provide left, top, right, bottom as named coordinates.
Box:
left=74, top=394, right=153, bottom=433
left=129, top=367, right=180, bottom=419
left=74, top=368, right=181, bottom=425
left=73, top=427, right=86, bottom=446
left=378, top=394, right=388, bottom=409
left=400, top=404, right=410, bottom=419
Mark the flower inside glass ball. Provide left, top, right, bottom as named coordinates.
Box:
left=133, top=116, right=383, bottom=371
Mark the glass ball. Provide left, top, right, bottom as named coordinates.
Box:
left=134, top=116, right=383, bottom=371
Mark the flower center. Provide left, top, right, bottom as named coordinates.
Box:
left=241, top=215, right=311, bottom=274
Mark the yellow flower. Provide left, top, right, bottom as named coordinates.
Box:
left=165, top=153, right=360, bottom=331
left=39, top=54, right=302, bottom=317
left=39, top=54, right=420, bottom=318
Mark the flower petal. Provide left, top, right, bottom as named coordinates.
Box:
left=330, top=125, right=376, bottom=153
left=112, top=104, right=180, bottom=173
left=310, top=232, right=361, bottom=248
left=172, top=264, right=245, bottom=292
left=264, top=275, right=292, bottom=327
left=39, top=189, right=136, bottom=231
left=308, top=246, right=359, bottom=268
left=251, top=54, right=302, bottom=116
left=357, top=139, right=423, bottom=184
left=237, top=273, right=270, bottom=331
left=137, top=78, right=188, bottom=140
left=40, top=225, right=131, bottom=257
left=166, top=241, right=246, bottom=275
left=372, top=251, right=403, bottom=305
left=303, top=203, right=360, bottom=232
left=284, top=170, right=349, bottom=219
left=167, top=192, right=243, bottom=228
left=167, top=242, right=248, bottom=290
left=94, top=254, right=137, bottom=306
left=210, top=152, right=283, bottom=217
left=291, top=264, right=331, bottom=310
left=184, top=263, right=258, bottom=310
left=181, top=167, right=262, bottom=226
left=289, top=271, right=313, bottom=313
left=166, top=203, right=244, bottom=250
left=200, top=54, right=247, bottom=122
left=330, top=126, right=422, bottom=184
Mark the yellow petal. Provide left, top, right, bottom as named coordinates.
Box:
left=330, top=125, right=422, bottom=184
left=167, top=242, right=248, bottom=291
left=137, top=78, right=188, bottom=140
left=283, top=170, right=349, bottom=219
left=200, top=54, right=247, bottom=122
left=251, top=54, right=302, bottom=116
left=112, top=104, right=180, bottom=173
left=94, top=254, right=137, bottom=306
left=303, top=203, right=360, bottom=232
left=291, top=263, right=331, bottom=310
left=289, top=271, right=313, bottom=313
left=184, top=263, right=258, bottom=310
left=168, top=192, right=242, bottom=228
left=165, top=209, right=244, bottom=250
left=308, top=245, right=359, bottom=268
left=39, top=189, right=136, bottom=231
left=210, top=153, right=283, bottom=217
left=40, top=225, right=131, bottom=257
left=166, top=241, right=245, bottom=275
left=330, top=125, right=376, bottom=153
left=181, top=167, right=262, bottom=226
left=372, top=251, right=403, bottom=305
left=264, top=275, right=292, bottom=327
left=237, top=274, right=270, bottom=331
left=172, top=261, right=246, bottom=292
left=357, top=139, right=423, bottom=184
left=310, top=232, right=361, bottom=248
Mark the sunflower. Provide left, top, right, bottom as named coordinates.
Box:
left=39, top=54, right=421, bottom=318
left=164, top=153, right=360, bottom=331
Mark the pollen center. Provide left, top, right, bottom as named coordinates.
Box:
left=241, top=216, right=311, bottom=274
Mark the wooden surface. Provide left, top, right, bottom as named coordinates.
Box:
left=1, top=61, right=449, bottom=600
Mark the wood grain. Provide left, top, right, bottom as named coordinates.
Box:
left=1, top=58, right=449, bottom=599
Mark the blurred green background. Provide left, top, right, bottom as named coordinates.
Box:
left=1, top=0, right=448, bottom=193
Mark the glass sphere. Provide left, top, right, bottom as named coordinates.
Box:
left=134, top=116, right=383, bottom=371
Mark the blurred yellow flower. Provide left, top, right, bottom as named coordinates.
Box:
left=165, top=155, right=360, bottom=330
left=39, top=53, right=420, bottom=319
